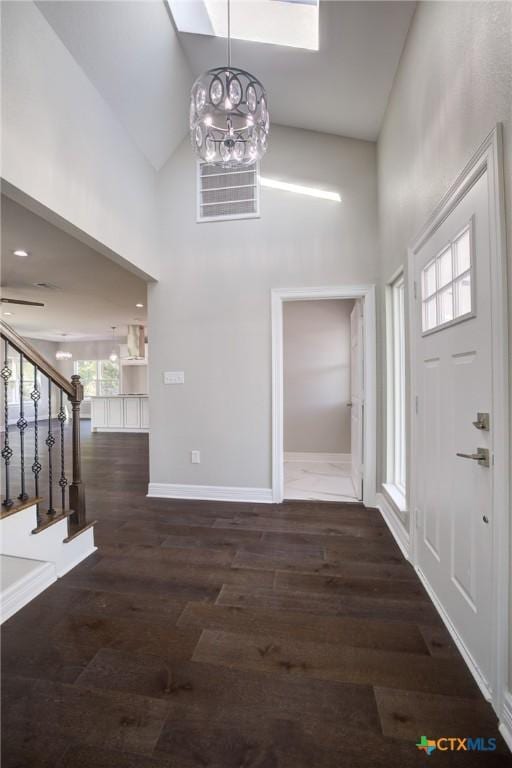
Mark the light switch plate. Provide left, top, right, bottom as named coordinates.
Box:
left=191, top=450, right=200, bottom=464
left=164, top=371, right=184, bottom=385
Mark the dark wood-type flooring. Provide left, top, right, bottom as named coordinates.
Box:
left=2, top=426, right=509, bottom=767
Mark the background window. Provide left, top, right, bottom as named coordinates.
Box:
left=99, top=360, right=120, bottom=396
left=74, top=359, right=119, bottom=397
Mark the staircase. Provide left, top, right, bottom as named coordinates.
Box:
left=0, top=322, right=96, bottom=623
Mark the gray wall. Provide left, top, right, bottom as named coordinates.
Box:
left=149, top=125, right=378, bottom=489
left=377, top=0, right=512, bottom=521
left=1, top=1, right=160, bottom=279
left=121, top=365, right=148, bottom=395
left=376, top=0, right=512, bottom=684
left=283, top=299, right=354, bottom=454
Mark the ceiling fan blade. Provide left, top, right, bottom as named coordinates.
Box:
left=1, top=298, right=45, bottom=307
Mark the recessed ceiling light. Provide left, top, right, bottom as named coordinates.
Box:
left=135, top=303, right=144, bottom=308
left=3, top=311, right=13, bottom=316
left=13, top=249, right=29, bottom=257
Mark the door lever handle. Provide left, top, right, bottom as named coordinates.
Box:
left=347, top=402, right=353, bottom=407
left=456, top=448, right=490, bottom=467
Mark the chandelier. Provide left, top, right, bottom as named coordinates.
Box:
left=189, top=0, right=269, bottom=167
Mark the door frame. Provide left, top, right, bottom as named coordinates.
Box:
left=271, top=284, right=377, bottom=506
left=407, top=125, right=509, bottom=720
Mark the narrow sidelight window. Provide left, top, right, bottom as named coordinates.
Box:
left=391, top=274, right=406, bottom=494
left=385, top=270, right=406, bottom=510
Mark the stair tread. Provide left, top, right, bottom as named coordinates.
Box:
left=64, top=520, right=97, bottom=543
left=0, top=497, right=42, bottom=521
left=31, top=510, right=72, bottom=535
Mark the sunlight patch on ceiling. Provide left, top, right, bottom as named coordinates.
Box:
left=167, top=0, right=319, bottom=51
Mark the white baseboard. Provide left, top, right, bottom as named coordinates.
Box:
left=499, top=691, right=512, bottom=752
left=0, top=558, right=56, bottom=624
left=58, top=545, right=97, bottom=577
left=147, top=483, right=273, bottom=504
left=375, top=491, right=410, bottom=560
left=284, top=452, right=350, bottom=463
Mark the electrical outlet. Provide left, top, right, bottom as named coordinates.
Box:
left=164, top=371, right=184, bottom=385
left=191, top=450, right=200, bottom=464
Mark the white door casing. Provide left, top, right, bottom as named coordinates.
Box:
left=271, top=285, right=376, bottom=507
left=408, top=126, right=509, bottom=721
left=350, top=300, right=363, bottom=500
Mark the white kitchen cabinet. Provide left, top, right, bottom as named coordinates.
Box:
left=107, top=398, right=124, bottom=428
left=141, top=397, right=150, bottom=429
left=91, top=398, right=107, bottom=427
left=90, top=397, right=149, bottom=433
left=123, top=397, right=140, bottom=429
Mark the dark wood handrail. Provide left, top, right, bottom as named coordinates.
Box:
left=0, top=321, right=76, bottom=399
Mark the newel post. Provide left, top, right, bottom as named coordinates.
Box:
left=68, top=374, right=86, bottom=528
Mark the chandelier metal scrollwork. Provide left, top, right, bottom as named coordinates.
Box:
left=189, top=0, right=269, bottom=167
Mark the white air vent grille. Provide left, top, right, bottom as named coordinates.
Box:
left=197, top=162, right=260, bottom=222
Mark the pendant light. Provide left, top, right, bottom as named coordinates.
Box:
left=189, top=0, right=269, bottom=167
left=55, top=333, right=72, bottom=361
left=109, top=326, right=118, bottom=363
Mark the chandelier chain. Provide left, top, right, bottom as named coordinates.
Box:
left=227, top=0, right=231, bottom=68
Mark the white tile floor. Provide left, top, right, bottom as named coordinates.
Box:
left=283, top=457, right=359, bottom=502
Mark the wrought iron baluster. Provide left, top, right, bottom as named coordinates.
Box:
left=17, top=352, right=29, bottom=501
left=46, top=379, right=55, bottom=515
left=31, top=364, right=41, bottom=523
left=58, top=389, right=68, bottom=510
left=1, top=340, right=13, bottom=508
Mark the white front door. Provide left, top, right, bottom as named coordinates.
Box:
left=350, top=301, right=363, bottom=500
left=412, top=169, right=493, bottom=692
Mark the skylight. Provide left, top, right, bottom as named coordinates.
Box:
left=167, top=0, right=319, bottom=51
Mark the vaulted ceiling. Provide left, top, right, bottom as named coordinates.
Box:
left=36, top=0, right=416, bottom=171
left=3, top=0, right=416, bottom=341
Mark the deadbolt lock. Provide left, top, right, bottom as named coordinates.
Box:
left=472, top=412, right=490, bottom=431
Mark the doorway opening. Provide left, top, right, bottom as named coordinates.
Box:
left=281, top=298, right=361, bottom=502
left=272, top=285, right=376, bottom=507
